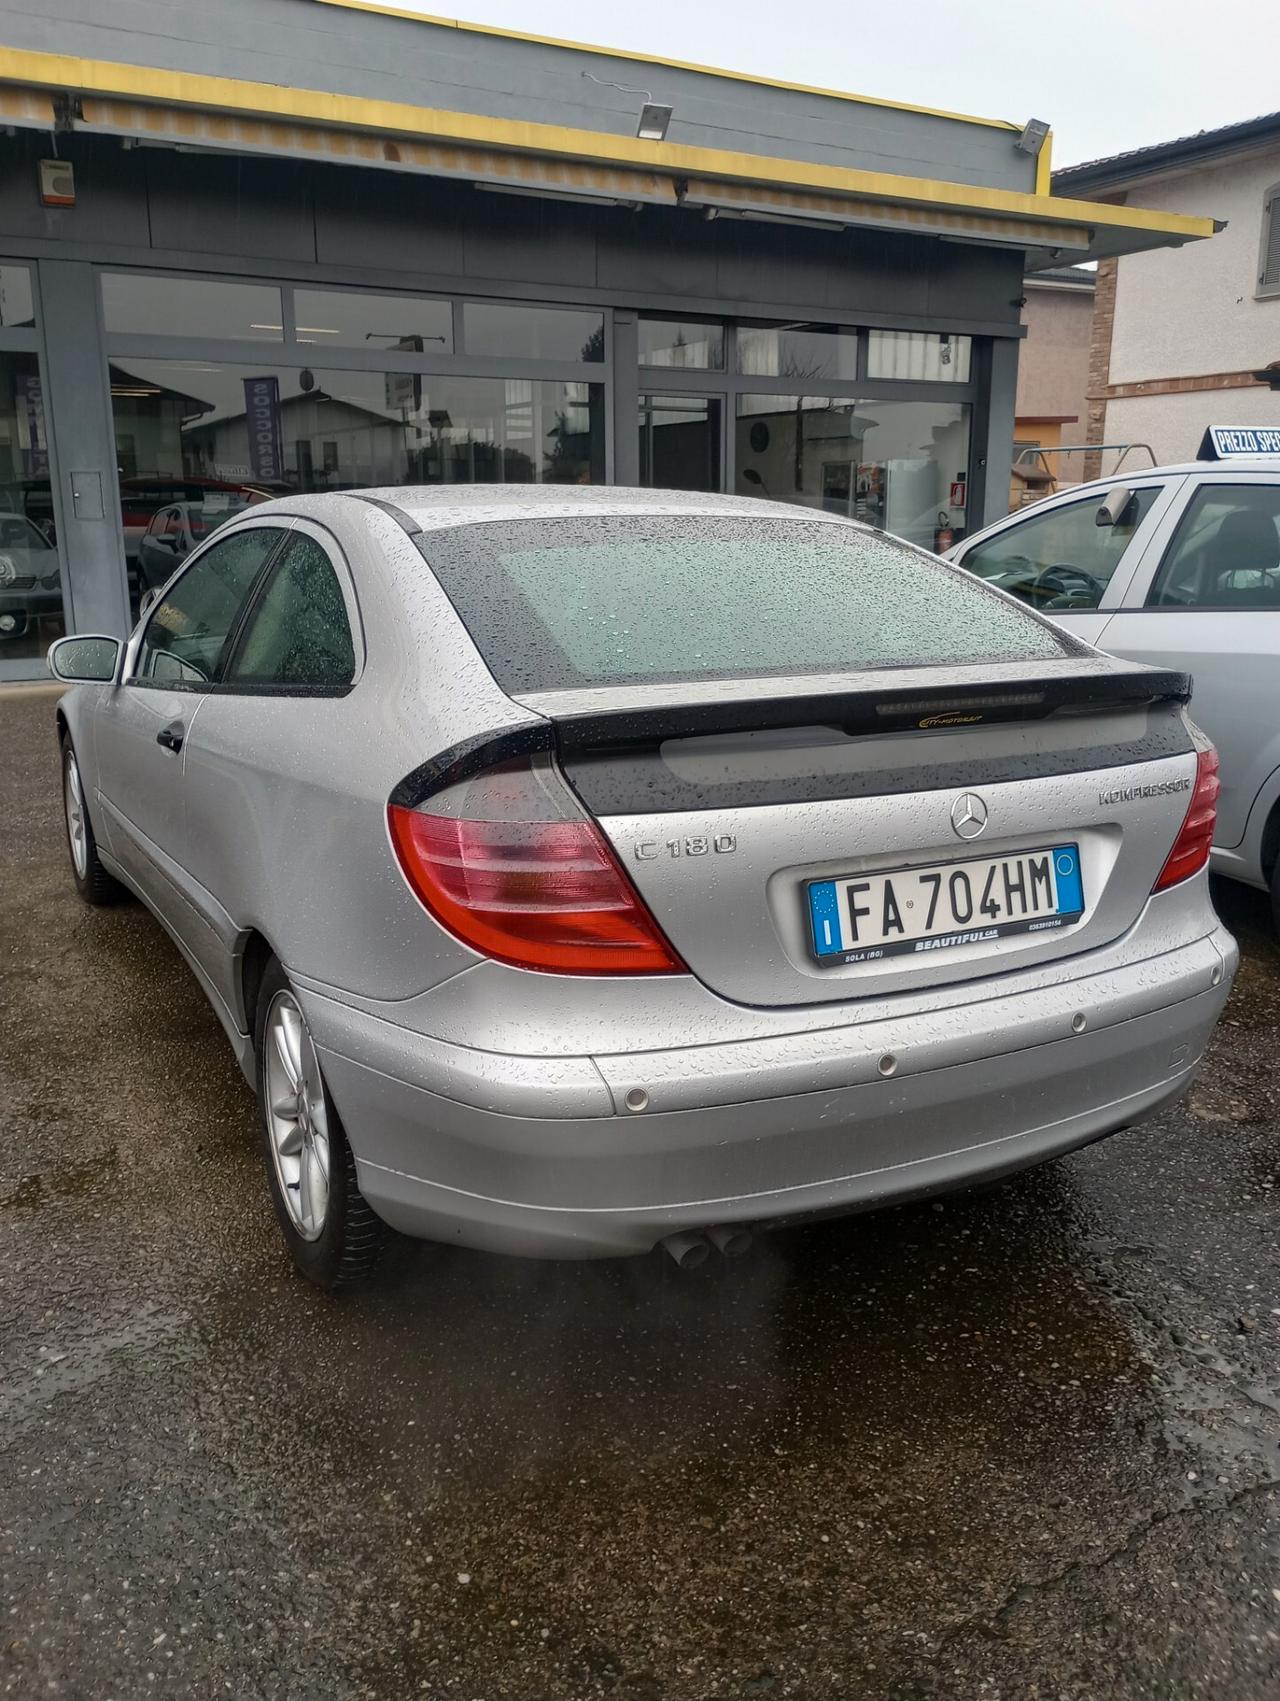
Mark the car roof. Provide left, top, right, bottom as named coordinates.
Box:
left=1047, top=459, right=1280, bottom=492
left=282, top=483, right=877, bottom=534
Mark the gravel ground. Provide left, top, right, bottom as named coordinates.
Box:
left=4, top=684, right=1280, bottom=1700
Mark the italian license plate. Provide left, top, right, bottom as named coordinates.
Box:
left=807, top=844, right=1085, bottom=966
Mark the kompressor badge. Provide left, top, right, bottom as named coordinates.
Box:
left=1099, top=776, right=1193, bottom=805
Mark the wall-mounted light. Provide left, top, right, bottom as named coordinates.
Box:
left=582, top=72, right=673, bottom=142
left=636, top=102, right=673, bottom=142
left=1015, top=118, right=1051, bottom=157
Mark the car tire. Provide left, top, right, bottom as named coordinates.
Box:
left=253, top=957, right=384, bottom=1289
left=1271, top=860, right=1280, bottom=936
left=60, top=734, right=126, bottom=906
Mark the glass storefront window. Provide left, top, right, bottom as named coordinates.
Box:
left=737, top=323, right=858, bottom=382
left=292, top=289, right=453, bottom=353
left=0, top=267, right=34, bottom=329
left=463, top=302, right=604, bottom=362
left=0, top=353, right=64, bottom=673
left=735, top=395, right=971, bottom=551
left=639, top=395, right=722, bottom=491
left=101, top=274, right=284, bottom=341
left=109, top=360, right=604, bottom=615
left=867, top=330, right=971, bottom=382
left=638, top=319, right=725, bottom=370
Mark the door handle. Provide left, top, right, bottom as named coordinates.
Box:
left=156, top=721, right=185, bottom=754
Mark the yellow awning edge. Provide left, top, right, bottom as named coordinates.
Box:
left=0, top=47, right=1215, bottom=262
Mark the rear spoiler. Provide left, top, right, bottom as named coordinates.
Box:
left=391, top=667, right=1191, bottom=809
left=551, top=667, right=1192, bottom=750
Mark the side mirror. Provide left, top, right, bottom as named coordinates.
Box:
left=47, top=634, right=120, bottom=683
left=138, top=585, right=162, bottom=619
left=1095, top=485, right=1136, bottom=527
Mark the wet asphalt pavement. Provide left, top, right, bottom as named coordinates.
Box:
left=5, top=687, right=1280, bottom=1700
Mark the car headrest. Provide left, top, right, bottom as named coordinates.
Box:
left=1215, top=508, right=1280, bottom=571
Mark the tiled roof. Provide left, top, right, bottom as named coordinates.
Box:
left=1054, top=111, right=1280, bottom=193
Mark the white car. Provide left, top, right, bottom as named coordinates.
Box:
left=947, top=456, right=1280, bottom=923
left=0, top=510, right=61, bottom=641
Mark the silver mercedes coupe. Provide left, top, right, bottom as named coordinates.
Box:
left=48, top=487, right=1236, bottom=1286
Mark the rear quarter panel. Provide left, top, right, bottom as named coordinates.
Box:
left=177, top=505, right=540, bottom=1012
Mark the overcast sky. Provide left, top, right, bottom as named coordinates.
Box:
left=378, top=0, right=1279, bottom=168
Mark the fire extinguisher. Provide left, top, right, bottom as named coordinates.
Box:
left=934, top=511, right=953, bottom=553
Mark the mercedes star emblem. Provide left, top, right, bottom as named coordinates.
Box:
left=950, top=792, right=989, bottom=840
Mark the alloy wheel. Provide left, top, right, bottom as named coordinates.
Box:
left=263, top=990, right=331, bottom=1241
left=64, top=749, right=88, bottom=880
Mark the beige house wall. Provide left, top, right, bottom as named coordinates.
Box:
left=1015, top=286, right=1094, bottom=440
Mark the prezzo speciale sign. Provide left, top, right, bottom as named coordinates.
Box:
left=1199, top=425, right=1280, bottom=459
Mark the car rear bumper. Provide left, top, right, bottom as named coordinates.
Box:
left=299, top=917, right=1237, bottom=1259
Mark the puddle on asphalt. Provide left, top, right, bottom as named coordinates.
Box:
left=1080, top=1234, right=1280, bottom=1510
left=0, top=1150, right=118, bottom=1210
left=1185, top=1079, right=1270, bottom=1126
left=1, top=1301, right=191, bottom=1428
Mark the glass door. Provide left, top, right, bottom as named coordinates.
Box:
left=0, top=266, right=67, bottom=681
left=638, top=393, right=724, bottom=492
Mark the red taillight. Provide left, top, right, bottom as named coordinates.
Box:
left=388, top=762, right=684, bottom=975
left=1153, top=745, right=1220, bottom=892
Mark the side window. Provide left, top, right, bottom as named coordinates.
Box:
left=134, top=526, right=285, bottom=685
left=960, top=487, right=1161, bottom=610
left=1147, top=484, right=1280, bottom=610
left=224, top=532, right=355, bottom=690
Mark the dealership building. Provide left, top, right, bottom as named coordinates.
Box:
left=0, top=0, right=1210, bottom=678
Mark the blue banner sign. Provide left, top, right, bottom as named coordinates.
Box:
left=14, top=373, right=48, bottom=477
left=1199, top=425, right=1280, bottom=459
left=243, top=375, right=283, bottom=481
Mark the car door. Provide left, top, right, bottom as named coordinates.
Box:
left=177, top=523, right=362, bottom=1014
left=1092, top=474, right=1280, bottom=852
left=950, top=478, right=1181, bottom=646
left=92, top=521, right=292, bottom=943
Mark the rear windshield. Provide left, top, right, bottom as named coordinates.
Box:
left=416, top=515, right=1073, bottom=693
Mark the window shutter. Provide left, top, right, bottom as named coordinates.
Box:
left=1262, top=192, right=1280, bottom=290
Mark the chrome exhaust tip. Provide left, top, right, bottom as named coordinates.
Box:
left=659, top=1230, right=712, bottom=1270
left=705, top=1224, right=755, bottom=1260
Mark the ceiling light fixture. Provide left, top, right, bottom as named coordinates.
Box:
left=475, top=181, right=644, bottom=211
left=695, top=205, right=848, bottom=233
